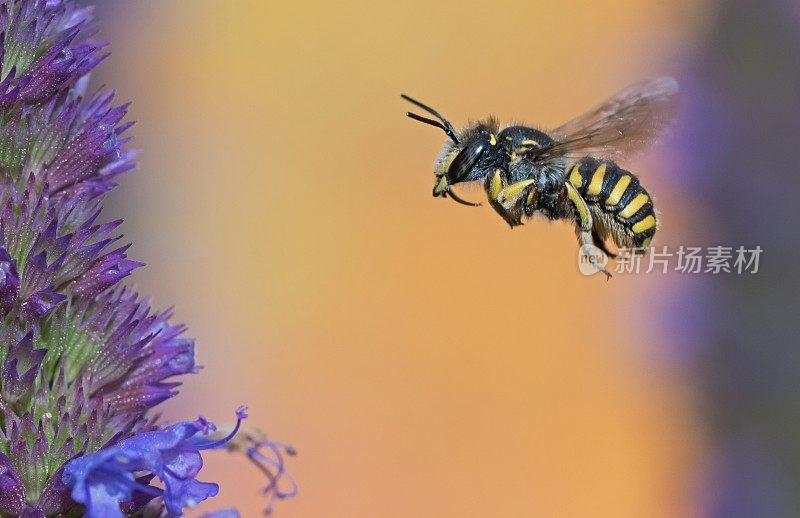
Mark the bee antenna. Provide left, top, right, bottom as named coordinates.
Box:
left=405, top=112, right=456, bottom=139
left=401, top=94, right=460, bottom=145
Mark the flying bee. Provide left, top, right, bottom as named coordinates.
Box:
left=402, top=77, right=679, bottom=278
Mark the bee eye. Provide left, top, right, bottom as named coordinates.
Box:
left=448, top=139, right=488, bottom=182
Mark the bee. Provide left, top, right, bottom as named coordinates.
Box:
left=402, top=77, right=679, bottom=278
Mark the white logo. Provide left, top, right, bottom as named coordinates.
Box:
left=578, top=244, right=608, bottom=276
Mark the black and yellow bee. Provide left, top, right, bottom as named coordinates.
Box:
left=402, top=77, right=679, bottom=278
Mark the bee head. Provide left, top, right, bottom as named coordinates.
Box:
left=402, top=94, right=498, bottom=207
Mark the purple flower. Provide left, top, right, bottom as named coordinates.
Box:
left=0, top=452, right=26, bottom=515
left=63, top=408, right=247, bottom=518
left=0, top=1, right=294, bottom=516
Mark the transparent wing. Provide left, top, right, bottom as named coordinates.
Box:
left=529, top=77, right=679, bottom=164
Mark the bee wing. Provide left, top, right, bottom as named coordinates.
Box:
left=530, top=77, right=679, bottom=164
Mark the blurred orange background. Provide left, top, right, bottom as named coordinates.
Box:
left=92, top=1, right=713, bottom=516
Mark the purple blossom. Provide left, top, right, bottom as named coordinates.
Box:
left=0, top=451, right=25, bottom=515
left=63, top=408, right=247, bottom=518
left=0, top=1, right=294, bottom=516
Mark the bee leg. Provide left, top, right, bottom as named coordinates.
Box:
left=565, top=183, right=612, bottom=279
left=497, top=179, right=538, bottom=209
left=592, top=227, right=617, bottom=259
left=484, top=169, right=540, bottom=228
left=485, top=168, right=521, bottom=228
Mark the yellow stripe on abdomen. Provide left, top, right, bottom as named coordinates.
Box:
left=619, top=192, right=649, bottom=218
left=632, top=215, right=656, bottom=233
left=586, top=163, right=606, bottom=197
left=605, top=175, right=631, bottom=207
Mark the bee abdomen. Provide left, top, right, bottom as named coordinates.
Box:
left=567, top=157, right=657, bottom=248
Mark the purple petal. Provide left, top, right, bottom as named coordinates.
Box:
left=0, top=452, right=25, bottom=515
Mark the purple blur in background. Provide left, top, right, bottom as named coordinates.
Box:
left=675, top=0, right=800, bottom=515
